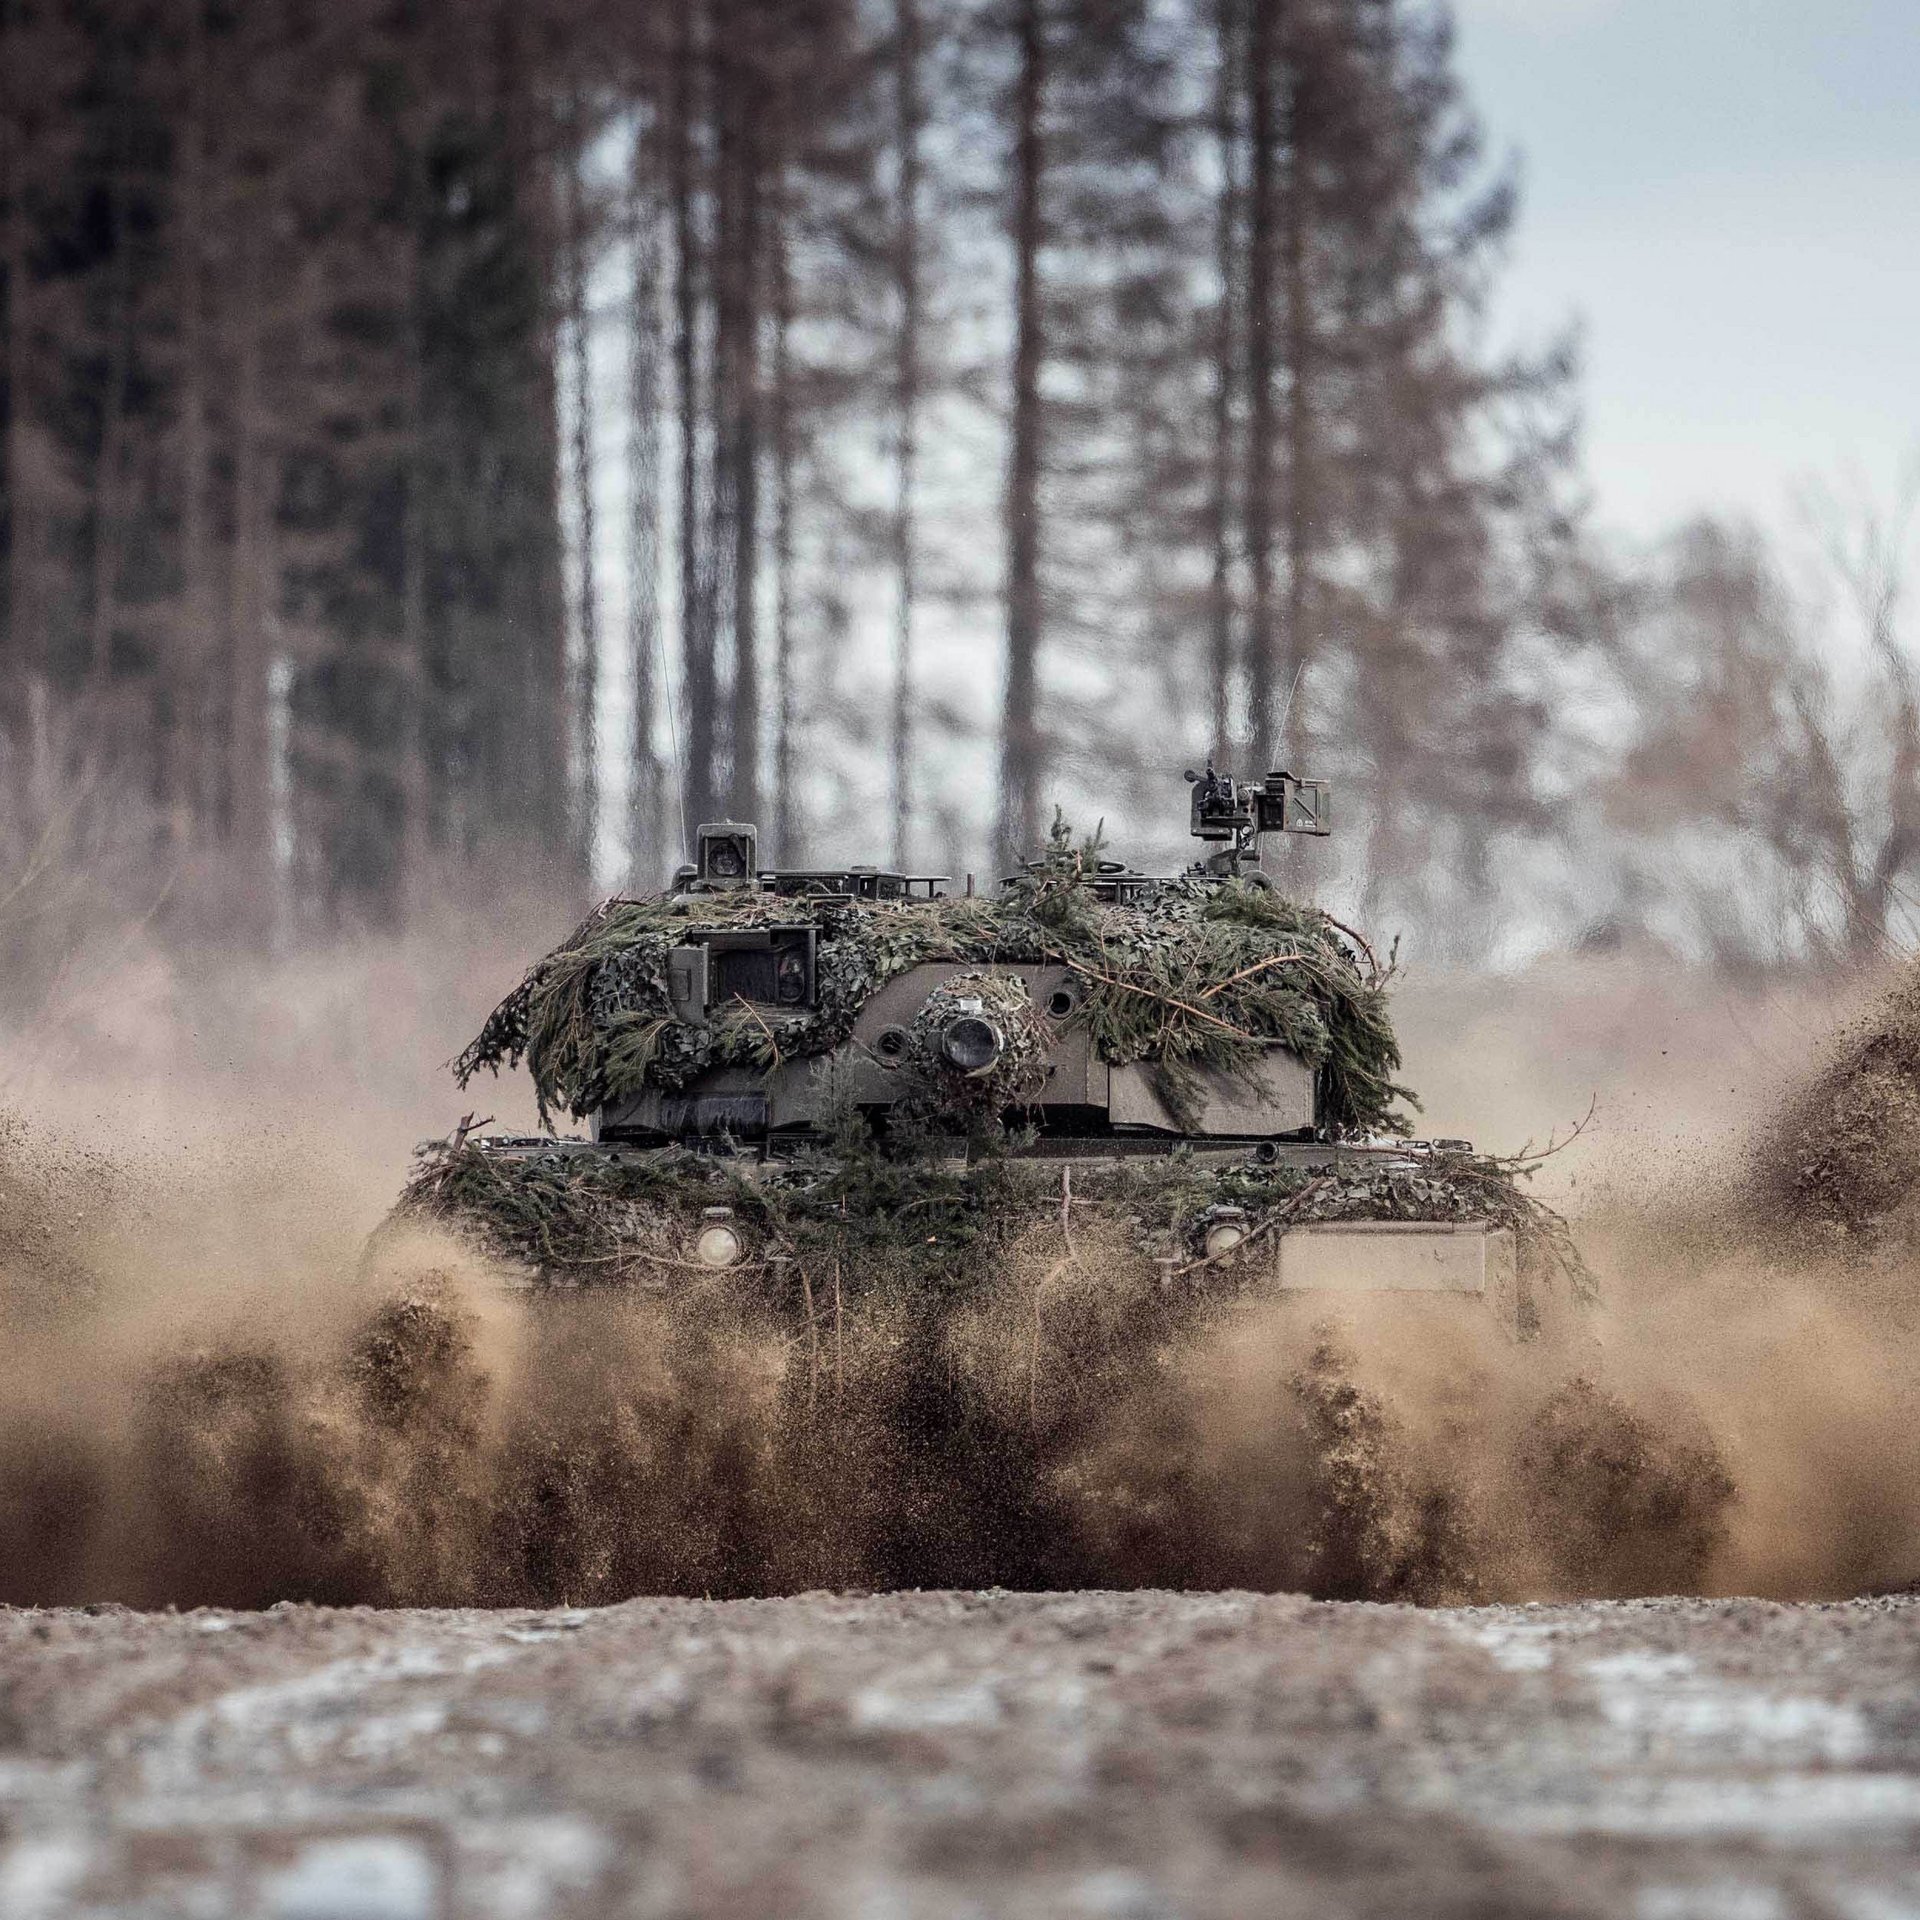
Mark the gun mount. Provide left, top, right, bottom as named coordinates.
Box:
left=1185, top=763, right=1331, bottom=878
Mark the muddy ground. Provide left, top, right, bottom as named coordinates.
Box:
left=3, top=1589, right=1918, bottom=1919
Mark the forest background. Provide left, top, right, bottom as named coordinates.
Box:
left=3, top=0, right=1918, bottom=1034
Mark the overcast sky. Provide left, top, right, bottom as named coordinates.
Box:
left=1451, top=0, right=1919, bottom=542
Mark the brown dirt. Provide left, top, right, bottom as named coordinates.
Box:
left=0, top=1210, right=1748, bottom=1609
left=3, top=1589, right=1918, bottom=1918
left=1750, top=966, right=1920, bottom=1244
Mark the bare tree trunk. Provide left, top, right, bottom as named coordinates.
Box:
left=711, top=25, right=763, bottom=828
left=400, top=147, right=429, bottom=917
left=725, top=143, right=762, bottom=826
left=1842, top=498, right=1920, bottom=954
left=0, top=0, right=34, bottom=745
left=501, top=2, right=572, bottom=861
left=1243, top=0, right=1277, bottom=772
left=708, top=48, right=737, bottom=810
left=889, top=0, right=923, bottom=869
left=225, top=187, right=274, bottom=947
left=1206, top=0, right=1242, bottom=767
left=770, top=165, right=799, bottom=863
left=564, top=118, right=600, bottom=878
left=89, top=158, right=133, bottom=708
left=626, top=106, right=667, bottom=886
left=175, top=0, right=212, bottom=846
left=997, top=0, right=1046, bottom=867
left=1279, top=56, right=1314, bottom=762
left=672, top=3, right=718, bottom=833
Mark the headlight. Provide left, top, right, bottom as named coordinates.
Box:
left=694, top=1208, right=744, bottom=1267
left=1203, top=1221, right=1248, bottom=1259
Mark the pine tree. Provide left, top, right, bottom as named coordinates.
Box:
left=625, top=62, right=670, bottom=885
left=888, top=0, right=925, bottom=869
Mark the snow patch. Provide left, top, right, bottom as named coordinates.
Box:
left=259, top=1833, right=439, bottom=1920
left=0, top=1837, right=92, bottom=1920
left=851, top=1680, right=1004, bottom=1734
left=1637, top=1880, right=1790, bottom=1920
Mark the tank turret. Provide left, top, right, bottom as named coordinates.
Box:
left=456, top=769, right=1363, bottom=1154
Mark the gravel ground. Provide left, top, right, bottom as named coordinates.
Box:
left=2, top=1591, right=1918, bottom=1919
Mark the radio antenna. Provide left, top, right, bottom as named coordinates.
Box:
left=625, top=145, right=692, bottom=875
left=660, top=619, right=691, bottom=863
left=1273, top=661, right=1306, bottom=758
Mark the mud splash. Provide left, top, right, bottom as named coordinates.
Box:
left=0, top=1118, right=1775, bottom=1609
left=2, top=941, right=1916, bottom=1611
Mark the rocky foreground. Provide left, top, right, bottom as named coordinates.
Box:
left=2, top=1591, right=1918, bottom=1918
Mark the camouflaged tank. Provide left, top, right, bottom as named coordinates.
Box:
left=399, top=770, right=1588, bottom=1337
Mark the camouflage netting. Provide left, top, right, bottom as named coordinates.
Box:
left=453, top=826, right=1409, bottom=1138
left=361, top=1132, right=1624, bottom=1604
left=0, top=1142, right=1680, bottom=1609
left=396, top=1130, right=1591, bottom=1307
left=906, top=969, right=1052, bottom=1114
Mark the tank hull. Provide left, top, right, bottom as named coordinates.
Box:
left=421, top=803, right=1590, bottom=1343
left=397, top=1132, right=1578, bottom=1342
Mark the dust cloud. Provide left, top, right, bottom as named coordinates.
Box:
left=1, top=931, right=1917, bottom=1609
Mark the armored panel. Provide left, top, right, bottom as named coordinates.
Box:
left=1271, top=1222, right=1514, bottom=1295
left=1279, top=777, right=1331, bottom=835
left=696, top=821, right=758, bottom=886
left=1038, top=1020, right=1106, bottom=1107
left=666, top=946, right=710, bottom=1024
left=599, top=1065, right=821, bottom=1140
left=761, top=868, right=947, bottom=901
left=672, top=926, right=816, bottom=1013
left=604, top=962, right=1317, bottom=1141
left=1108, top=1053, right=1314, bottom=1136
left=845, top=963, right=1107, bottom=1109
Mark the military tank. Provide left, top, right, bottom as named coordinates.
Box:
left=399, top=769, right=1586, bottom=1337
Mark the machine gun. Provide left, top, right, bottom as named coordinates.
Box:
left=1184, top=763, right=1331, bottom=877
